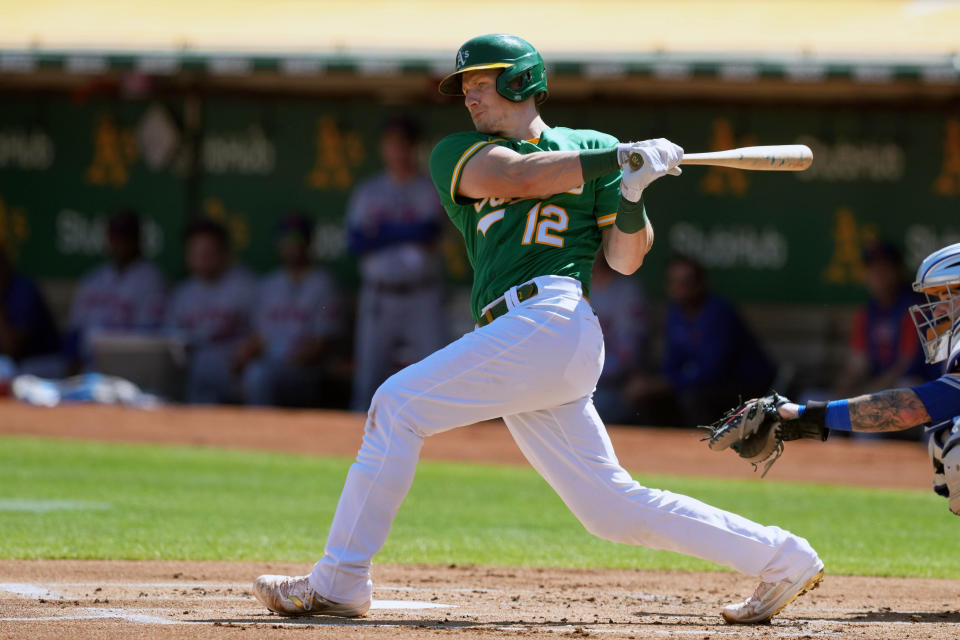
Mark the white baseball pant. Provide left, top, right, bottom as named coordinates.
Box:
left=310, top=275, right=819, bottom=606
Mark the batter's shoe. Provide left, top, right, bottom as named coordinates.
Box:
left=721, top=559, right=824, bottom=624
left=253, top=574, right=370, bottom=617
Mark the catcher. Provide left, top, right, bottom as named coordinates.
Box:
left=705, top=242, right=960, bottom=516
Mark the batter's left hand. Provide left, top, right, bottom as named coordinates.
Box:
left=618, top=139, right=684, bottom=202
left=617, top=139, right=683, bottom=174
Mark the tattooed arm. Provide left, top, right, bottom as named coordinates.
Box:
left=846, top=389, right=932, bottom=432
left=778, top=388, right=932, bottom=432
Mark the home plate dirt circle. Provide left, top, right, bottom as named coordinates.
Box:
left=2, top=560, right=959, bottom=639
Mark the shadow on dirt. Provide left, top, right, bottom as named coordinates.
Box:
left=193, top=615, right=726, bottom=630
left=842, top=609, right=960, bottom=624
left=202, top=609, right=960, bottom=630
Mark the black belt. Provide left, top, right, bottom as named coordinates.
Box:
left=477, top=282, right=539, bottom=327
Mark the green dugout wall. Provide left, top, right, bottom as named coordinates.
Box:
left=1, top=93, right=958, bottom=303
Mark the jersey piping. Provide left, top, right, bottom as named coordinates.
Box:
left=449, top=139, right=502, bottom=202
left=596, top=212, right=617, bottom=228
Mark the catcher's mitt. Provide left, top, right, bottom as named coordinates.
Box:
left=701, top=394, right=829, bottom=477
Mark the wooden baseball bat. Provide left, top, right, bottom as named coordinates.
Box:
left=629, top=144, right=812, bottom=172
left=681, top=144, right=812, bottom=171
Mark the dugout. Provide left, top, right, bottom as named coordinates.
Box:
left=1, top=1, right=959, bottom=399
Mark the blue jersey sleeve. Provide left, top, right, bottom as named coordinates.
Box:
left=347, top=220, right=441, bottom=255
left=911, top=374, right=960, bottom=426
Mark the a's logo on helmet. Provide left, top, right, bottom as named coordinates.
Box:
left=457, top=49, right=469, bottom=68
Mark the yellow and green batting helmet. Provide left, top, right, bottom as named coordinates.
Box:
left=438, top=34, right=548, bottom=104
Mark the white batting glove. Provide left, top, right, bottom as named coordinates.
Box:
left=616, top=139, right=684, bottom=174
left=618, top=139, right=684, bottom=202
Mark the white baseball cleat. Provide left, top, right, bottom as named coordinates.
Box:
left=253, top=574, right=370, bottom=617
left=721, top=559, right=824, bottom=624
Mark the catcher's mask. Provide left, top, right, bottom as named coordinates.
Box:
left=910, top=242, right=960, bottom=368
left=438, top=33, right=548, bottom=105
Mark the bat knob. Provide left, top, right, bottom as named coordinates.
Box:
left=628, top=152, right=644, bottom=170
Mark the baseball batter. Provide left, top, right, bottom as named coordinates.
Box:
left=254, top=34, right=823, bottom=625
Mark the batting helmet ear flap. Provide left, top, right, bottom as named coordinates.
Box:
left=496, top=55, right=549, bottom=104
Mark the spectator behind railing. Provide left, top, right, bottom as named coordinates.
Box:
left=625, top=253, right=775, bottom=427
left=166, top=218, right=256, bottom=404
left=232, top=213, right=343, bottom=407
left=0, top=243, right=62, bottom=384
left=63, top=209, right=166, bottom=372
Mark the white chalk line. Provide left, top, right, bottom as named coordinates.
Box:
left=48, top=581, right=497, bottom=592
left=0, top=581, right=452, bottom=621
left=46, top=581, right=247, bottom=590
left=0, top=583, right=63, bottom=599
left=37, top=581, right=672, bottom=601
left=1, top=581, right=451, bottom=608
left=0, top=608, right=188, bottom=625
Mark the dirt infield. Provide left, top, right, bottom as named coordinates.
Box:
left=2, top=560, right=960, bottom=639
left=1, top=400, right=957, bottom=639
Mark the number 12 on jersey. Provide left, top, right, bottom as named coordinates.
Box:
left=521, top=202, right=568, bottom=248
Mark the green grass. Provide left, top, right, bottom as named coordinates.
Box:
left=0, top=435, right=956, bottom=578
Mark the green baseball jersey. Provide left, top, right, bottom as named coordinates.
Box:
left=429, top=126, right=621, bottom=322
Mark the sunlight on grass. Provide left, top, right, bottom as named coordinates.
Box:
left=0, top=436, right=954, bottom=578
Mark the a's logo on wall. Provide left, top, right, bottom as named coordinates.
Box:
left=822, top=206, right=877, bottom=285
left=457, top=49, right=469, bottom=68
left=934, top=118, right=960, bottom=197
left=306, top=116, right=364, bottom=190
left=0, top=195, right=28, bottom=259
left=86, top=115, right=137, bottom=187
left=700, top=118, right=756, bottom=197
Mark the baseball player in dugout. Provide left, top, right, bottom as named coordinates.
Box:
left=65, top=209, right=166, bottom=373
left=254, top=34, right=824, bottom=625
left=166, top=219, right=257, bottom=404
left=346, top=116, right=448, bottom=412
left=706, top=242, right=960, bottom=516
left=233, top=213, right=342, bottom=407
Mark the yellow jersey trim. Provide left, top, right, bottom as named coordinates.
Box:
left=450, top=139, right=503, bottom=202
left=596, top=212, right=617, bottom=228
left=450, top=140, right=492, bottom=201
